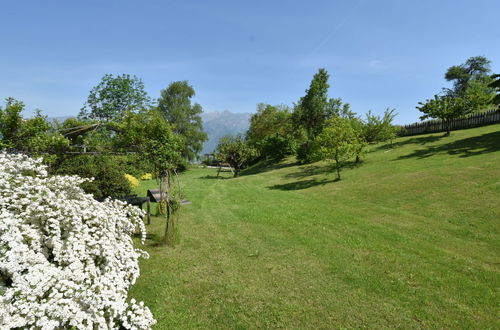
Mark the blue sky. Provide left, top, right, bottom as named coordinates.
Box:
left=1, top=0, right=499, bottom=124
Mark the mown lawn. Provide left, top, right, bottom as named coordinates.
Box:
left=130, top=124, right=500, bottom=329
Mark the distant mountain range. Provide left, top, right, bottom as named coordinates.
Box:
left=48, top=111, right=251, bottom=156
left=200, top=110, right=251, bottom=155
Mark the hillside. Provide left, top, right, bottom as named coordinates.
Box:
left=200, top=111, right=251, bottom=154
left=130, top=124, right=500, bottom=329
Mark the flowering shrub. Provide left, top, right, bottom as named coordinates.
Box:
left=0, top=153, right=156, bottom=329
left=124, top=173, right=140, bottom=189
left=140, top=173, right=153, bottom=181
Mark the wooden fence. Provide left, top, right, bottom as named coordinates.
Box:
left=400, top=109, right=500, bottom=137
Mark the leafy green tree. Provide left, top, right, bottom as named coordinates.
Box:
left=79, top=74, right=152, bottom=122
left=465, top=76, right=495, bottom=111
left=115, top=109, right=184, bottom=245
left=157, top=81, right=207, bottom=161
left=488, top=74, right=500, bottom=106
left=246, top=104, right=295, bottom=161
left=296, top=68, right=331, bottom=141
left=363, top=108, right=398, bottom=144
left=444, top=56, right=491, bottom=97
left=326, top=97, right=356, bottom=119
left=312, top=117, right=358, bottom=180
left=294, top=68, right=351, bottom=162
left=215, top=135, right=257, bottom=177
left=417, top=95, right=473, bottom=136
left=0, top=98, right=69, bottom=165
left=0, top=97, right=23, bottom=149
left=349, top=117, right=368, bottom=163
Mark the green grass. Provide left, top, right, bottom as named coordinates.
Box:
left=130, top=124, right=500, bottom=329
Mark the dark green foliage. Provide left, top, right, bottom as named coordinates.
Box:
left=114, top=109, right=185, bottom=175
left=246, top=104, right=296, bottom=161
left=295, top=68, right=331, bottom=141
left=79, top=74, right=152, bottom=122
left=489, top=74, right=500, bottom=106
left=444, top=56, right=491, bottom=97
left=56, top=155, right=131, bottom=199
left=0, top=97, right=23, bottom=149
left=157, top=81, right=208, bottom=161
left=259, top=133, right=297, bottom=161
left=0, top=98, right=69, bottom=169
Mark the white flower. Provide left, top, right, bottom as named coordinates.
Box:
left=0, top=152, right=156, bottom=329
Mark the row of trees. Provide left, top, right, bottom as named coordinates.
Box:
left=215, top=68, right=399, bottom=179
left=417, top=56, right=499, bottom=135
left=216, top=56, right=499, bottom=179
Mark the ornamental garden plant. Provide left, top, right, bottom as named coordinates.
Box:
left=0, top=153, right=155, bottom=329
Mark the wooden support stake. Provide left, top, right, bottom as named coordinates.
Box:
left=147, top=199, right=151, bottom=225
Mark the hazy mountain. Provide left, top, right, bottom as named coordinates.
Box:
left=200, top=110, right=251, bottom=155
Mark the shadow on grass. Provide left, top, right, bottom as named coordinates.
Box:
left=198, top=174, right=230, bottom=180
left=284, top=161, right=363, bottom=179
left=268, top=178, right=339, bottom=191
left=396, top=131, right=500, bottom=160
left=133, top=232, right=162, bottom=247
left=375, top=134, right=444, bottom=151
left=240, top=159, right=298, bottom=176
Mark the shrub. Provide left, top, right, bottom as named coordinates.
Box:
left=125, top=173, right=140, bottom=189
left=0, top=152, right=155, bottom=329
left=55, top=155, right=131, bottom=199
left=140, top=173, right=153, bottom=180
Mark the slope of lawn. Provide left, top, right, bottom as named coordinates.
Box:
left=130, top=124, right=500, bottom=329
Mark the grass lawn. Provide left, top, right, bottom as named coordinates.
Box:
left=130, top=124, right=500, bottom=329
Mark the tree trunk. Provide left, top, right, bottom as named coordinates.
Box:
left=162, top=171, right=176, bottom=246
left=335, top=156, right=341, bottom=180
left=445, top=119, right=451, bottom=136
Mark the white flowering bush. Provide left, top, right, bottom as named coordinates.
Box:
left=0, top=153, right=156, bottom=329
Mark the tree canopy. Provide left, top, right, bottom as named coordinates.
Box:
left=215, top=135, right=256, bottom=177
left=79, top=74, right=152, bottom=122
left=417, top=95, right=473, bottom=135
left=444, top=56, right=491, bottom=97
left=157, top=81, right=207, bottom=161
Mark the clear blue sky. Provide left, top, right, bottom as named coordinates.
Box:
left=1, top=0, right=499, bottom=124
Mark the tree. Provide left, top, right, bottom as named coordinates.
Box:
left=296, top=68, right=331, bottom=141
left=363, top=108, right=399, bottom=144
left=157, top=81, right=207, bottom=161
left=215, top=135, right=257, bottom=177
left=0, top=97, right=24, bottom=149
left=79, top=74, right=152, bottom=122
left=417, top=95, right=473, bottom=136
left=489, top=74, right=500, bottom=107
left=0, top=98, right=69, bottom=169
left=246, top=104, right=296, bottom=161
left=115, top=109, right=184, bottom=245
left=465, top=76, right=495, bottom=111
left=312, top=117, right=358, bottom=180
left=444, top=56, right=491, bottom=97
left=348, top=117, right=368, bottom=163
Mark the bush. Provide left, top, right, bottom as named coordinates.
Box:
left=259, top=133, right=296, bottom=161
left=0, top=152, right=155, bottom=329
left=125, top=173, right=140, bottom=189
left=140, top=173, right=153, bottom=180
left=55, top=155, right=131, bottom=199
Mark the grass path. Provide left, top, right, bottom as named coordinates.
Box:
left=130, top=124, right=500, bottom=329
